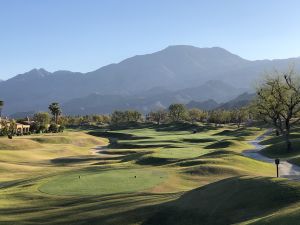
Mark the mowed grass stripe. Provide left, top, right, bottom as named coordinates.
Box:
left=39, top=168, right=168, bottom=196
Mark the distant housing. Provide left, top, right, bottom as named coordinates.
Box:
left=0, top=117, right=31, bottom=135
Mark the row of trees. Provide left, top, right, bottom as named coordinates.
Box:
left=252, top=67, right=300, bottom=152
left=60, top=65, right=298, bottom=153
left=111, top=110, right=142, bottom=124
left=56, top=105, right=249, bottom=127
left=147, top=104, right=249, bottom=127
left=65, top=114, right=111, bottom=126
left=30, top=102, right=64, bottom=133
left=0, top=102, right=64, bottom=135
left=2, top=67, right=299, bottom=153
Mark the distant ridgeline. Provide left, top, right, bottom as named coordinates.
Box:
left=186, top=93, right=255, bottom=111
left=0, top=45, right=299, bottom=116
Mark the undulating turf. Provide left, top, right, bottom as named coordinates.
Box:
left=143, top=176, right=300, bottom=225
left=259, top=128, right=300, bottom=168
left=0, top=123, right=296, bottom=225
left=40, top=168, right=168, bottom=195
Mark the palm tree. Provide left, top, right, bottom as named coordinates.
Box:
left=48, top=102, right=61, bottom=124
left=0, top=100, right=4, bottom=118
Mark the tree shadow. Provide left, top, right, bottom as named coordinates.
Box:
left=88, top=131, right=152, bottom=140
left=182, top=138, right=215, bottom=143
left=154, top=122, right=216, bottom=132
left=135, top=156, right=178, bottom=166
left=204, top=140, right=232, bottom=149
left=50, top=155, right=121, bottom=165
left=140, top=176, right=300, bottom=225
left=108, top=141, right=178, bottom=149
left=213, top=128, right=253, bottom=137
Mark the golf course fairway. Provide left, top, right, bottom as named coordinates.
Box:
left=39, top=168, right=168, bottom=195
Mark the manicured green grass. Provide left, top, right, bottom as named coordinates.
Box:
left=259, top=127, right=300, bottom=168
left=39, top=168, right=168, bottom=195
left=31, top=136, right=72, bottom=144
left=261, top=140, right=300, bottom=158
left=0, top=131, right=107, bottom=182
left=92, top=124, right=260, bottom=162
left=0, top=123, right=293, bottom=225
left=143, top=176, right=300, bottom=225
left=179, top=151, right=274, bottom=177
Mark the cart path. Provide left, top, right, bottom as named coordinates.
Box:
left=243, top=130, right=300, bottom=181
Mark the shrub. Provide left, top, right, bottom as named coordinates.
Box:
left=49, top=123, right=59, bottom=133
left=58, top=125, right=65, bottom=132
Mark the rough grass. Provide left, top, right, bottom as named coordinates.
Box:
left=0, top=124, right=290, bottom=225
left=143, top=177, right=300, bottom=225
left=261, top=140, right=300, bottom=158
left=31, top=136, right=72, bottom=144
left=259, top=127, right=300, bottom=169
left=180, top=151, right=274, bottom=177
left=0, top=138, right=42, bottom=150
left=0, top=131, right=107, bottom=182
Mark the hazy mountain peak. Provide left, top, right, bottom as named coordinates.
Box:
left=186, top=99, right=219, bottom=110
left=164, top=45, right=225, bottom=51
left=161, top=45, right=245, bottom=59
left=204, top=80, right=233, bottom=87
left=2, top=45, right=300, bottom=115
left=29, top=68, right=49, bottom=75
left=10, top=68, right=51, bottom=81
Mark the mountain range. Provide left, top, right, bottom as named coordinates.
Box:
left=1, top=45, right=300, bottom=116
left=186, top=92, right=255, bottom=111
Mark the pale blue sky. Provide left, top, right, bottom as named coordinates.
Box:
left=1, top=0, right=300, bottom=79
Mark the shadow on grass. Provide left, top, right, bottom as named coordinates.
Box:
left=67, top=124, right=102, bottom=130
left=6, top=176, right=300, bottom=225
left=50, top=156, right=120, bottom=165
left=154, top=122, right=216, bottom=132
left=88, top=131, right=152, bottom=140
left=261, top=140, right=300, bottom=158
left=176, top=160, right=207, bottom=167
left=108, top=141, right=179, bottom=149
left=58, top=176, right=286, bottom=225
left=141, top=176, right=300, bottom=225
left=200, top=150, right=240, bottom=158
left=135, top=156, right=177, bottom=166
left=99, top=150, right=137, bottom=155
left=204, top=140, right=232, bottom=149
left=120, top=151, right=153, bottom=163
left=260, top=134, right=300, bottom=145
left=182, top=138, right=215, bottom=143
left=213, top=128, right=253, bottom=137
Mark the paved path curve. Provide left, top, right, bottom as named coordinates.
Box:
left=243, top=130, right=300, bottom=181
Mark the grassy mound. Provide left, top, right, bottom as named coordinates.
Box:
left=247, top=203, right=300, bottom=225
left=39, top=168, right=168, bottom=196
left=180, top=152, right=274, bottom=177
left=261, top=140, right=300, bottom=158
left=154, top=122, right=208, bottom=132
left=204, top=140, right=233, bottom=149
left=0, top=125, right=282, bottom=225
left=88, top=130, right=151, bottom=140
left=136, top=156, right=176, bottom=166
left=144, top=177, right=300, bottom=225
left=185, top=165, right=242, bottom=176
left=213, top=128, right=255, bottom=137
left=260, top=133, right=300, bottom=146
left=31, top=137, right=72, bottom=144
left=31, top=135, right=104, bottom=147
left=0, top=138, right=42, bottom=150
left=182, top=138, right=215, bottom=143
